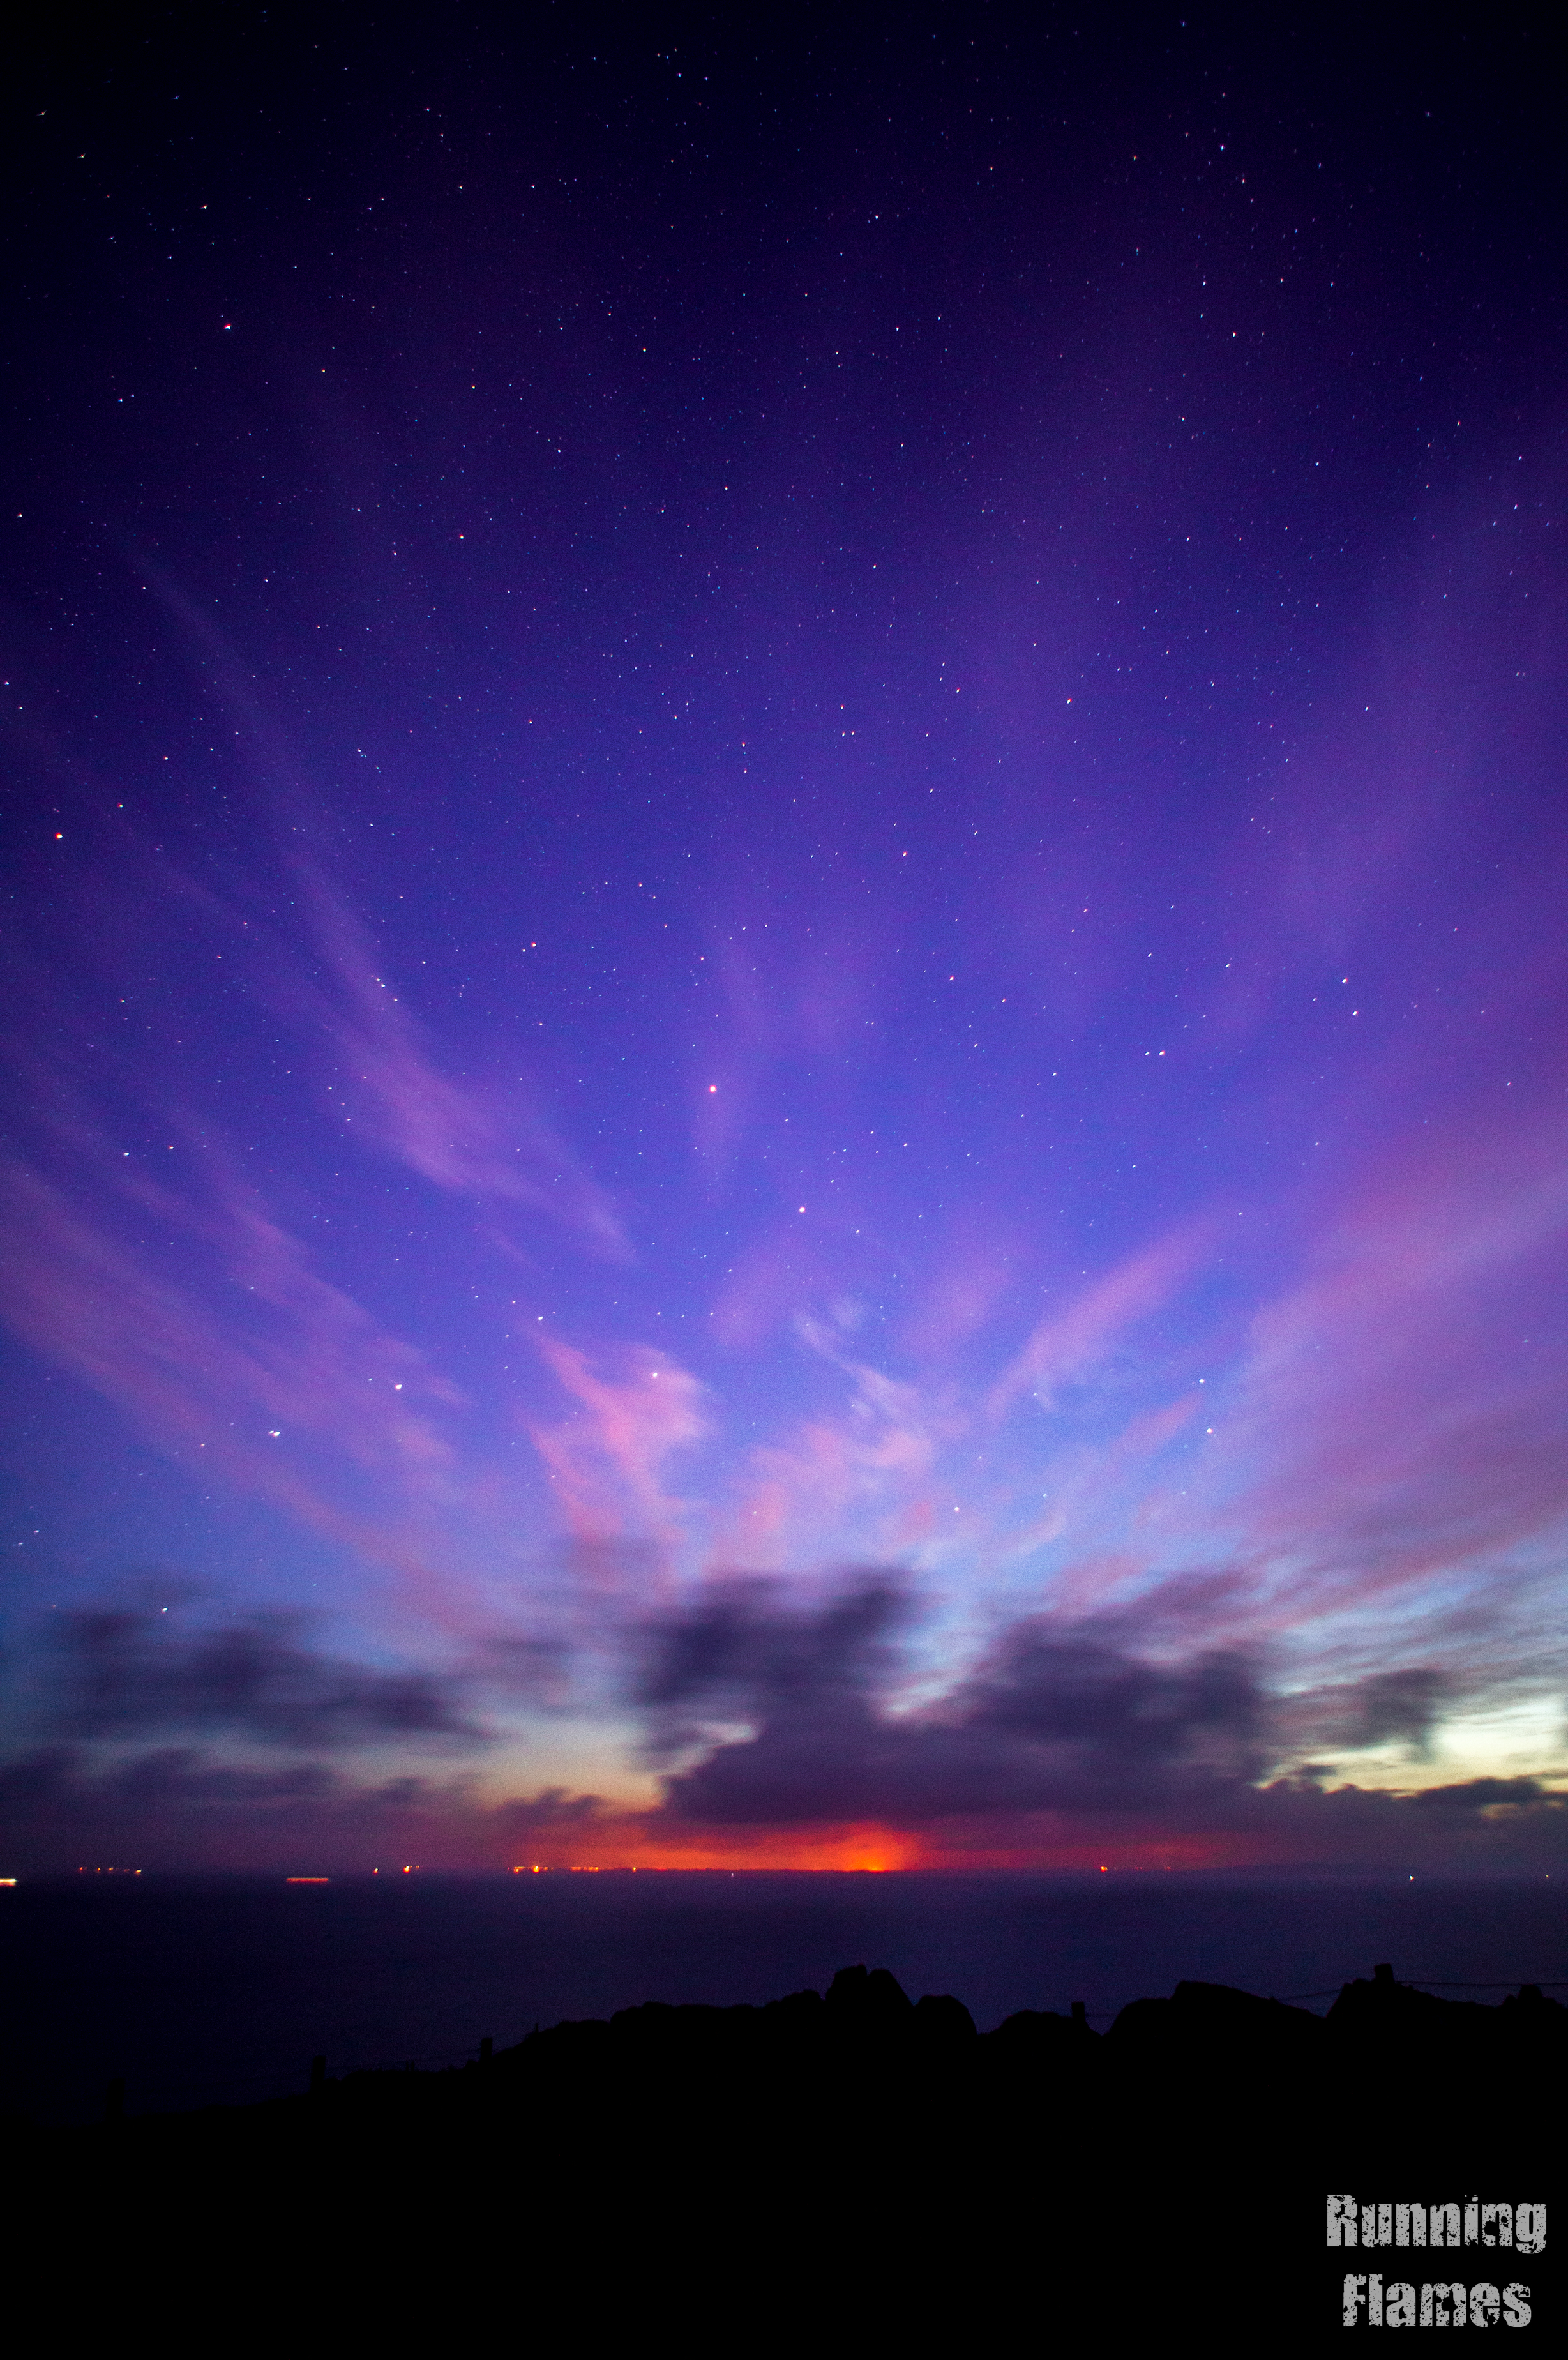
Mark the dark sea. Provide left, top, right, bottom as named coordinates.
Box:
left=4, top=1870, right=1565, bottom=2126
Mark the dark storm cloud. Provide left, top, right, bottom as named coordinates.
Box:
left=47, top=1603, right=486, bottom=1749
left=640, top=1573, right=1267, bottom=1826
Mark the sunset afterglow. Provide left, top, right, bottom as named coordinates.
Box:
left=4, top=15, right=1566, bottom=1878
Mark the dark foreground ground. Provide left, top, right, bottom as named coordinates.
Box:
left=19, top=1965, right=1561, bottom=2349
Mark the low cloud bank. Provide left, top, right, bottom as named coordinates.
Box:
left=641, top=1573, right=1265, bottom=1823
left=2, top=1737, right=1563, bottom=1877
left=1, top=1573, right=1563, bottom=1872
left=48, top=1603, right=485, bottom=1748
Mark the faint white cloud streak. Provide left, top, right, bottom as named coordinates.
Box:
left=1219, top=1108, right=1568, bottom=1623
left=124, top=571, right=628, bottom=1262
left=0, top=1149, right=466, bottom=1571
left=986, top=1227, right=1206, bottom=1418
left=298, top=872, right=631, bottom=1260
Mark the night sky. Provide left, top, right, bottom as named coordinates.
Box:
left=4, top=8, right=1567, bottom=1872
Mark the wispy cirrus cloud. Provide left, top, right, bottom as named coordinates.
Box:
left=529, top=1338, right=711, bottom=1575
left=642, top=1100, right=1568, bottom=1755
left=0, top=1149, right=466, bottom=1567
left=695, top=1230, right=1210, bottom=1593
left=1213, top=1103, right=1568, bottom=1640
left=6, top=654, right=1567, bottom=1836
left=62, top=562, right=629, bottom=1265
left=986, top=1225, right=1206, bottom=1418
left=297, top=872, right=631, bottom=1260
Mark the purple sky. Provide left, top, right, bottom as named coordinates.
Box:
left=4, top=10, right=1567, bottom=1871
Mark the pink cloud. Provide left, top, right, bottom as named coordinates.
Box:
left=709, top=1230, right=834, bottom=1350
left=718, top=1327, right=954, bottom=1570
left=1212, top=1103, right=1568, bottom=1631
left=901, top=1218, right=1030, bottom=1358
left=98, top=573, right=628, bottom=1262
left=529, top=1339, right=709, bottom=1570
left=300, top=877, right=630, bottom=1259
left=987, top=1226, right=1205, bottom=1418
left=708, top=1216, right=896, bottom=1350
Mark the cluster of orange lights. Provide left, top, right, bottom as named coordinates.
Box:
left=290, top=1866, right=424, bottom=1878
left=13, top=1857, right=1200, bottom=1888
left=40, top=1855, right=1190, bottom=1886
left=47, top=1855, right=1181, bottom=1884
left=511, top=1863, right=621, bottom=1873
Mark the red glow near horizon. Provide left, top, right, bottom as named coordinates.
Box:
left=482, top=1822, right=1267, bottom=1875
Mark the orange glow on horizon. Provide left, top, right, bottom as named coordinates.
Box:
left=487, top=1820, right=1281, bottom=1875
left=495, top=1822, right=928, bottom=1874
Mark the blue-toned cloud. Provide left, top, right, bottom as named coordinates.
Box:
left=47, top=1601, right=486, bottom=1748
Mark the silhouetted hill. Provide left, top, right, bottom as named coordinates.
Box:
left=15, top=1964, right=1561, bottom=2350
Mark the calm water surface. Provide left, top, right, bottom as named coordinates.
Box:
left=3, top=1870, right=1564, bottom=2124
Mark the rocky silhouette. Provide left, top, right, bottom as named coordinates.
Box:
left=14, top=1964, right=1560, bottom=2349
